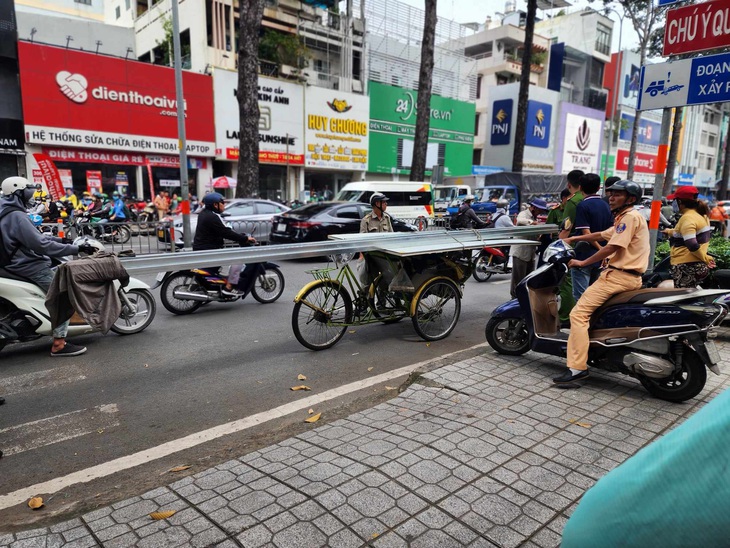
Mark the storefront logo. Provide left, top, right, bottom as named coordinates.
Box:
left=576, top=119, right=591, bottom=151
left=526, top=100, right=551, bottom=148
left=491, top=99, right=512, bottom=146
left=327, top=99, right=352, bottom=113
left=56, top=71, right=89, bottom=103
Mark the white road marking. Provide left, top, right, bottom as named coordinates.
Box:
left=492, top=279, right=511, bottom=285
left=0, top=365, right=86, bottom=396
left=0, top=404, right=119, bottom=457
left=0, top=344, right=486, bottom=510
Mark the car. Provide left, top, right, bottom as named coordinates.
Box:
left=157, top=199, right=290, bottom=247
left=269, top=201, right=416, bottom=244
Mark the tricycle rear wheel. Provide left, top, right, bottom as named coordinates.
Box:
left=412, top=278, right=461, bottom=341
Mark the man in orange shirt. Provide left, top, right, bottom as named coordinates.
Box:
left=554, top=180, right=650, bottom=384
left=709, top=202, right=728, bottom=237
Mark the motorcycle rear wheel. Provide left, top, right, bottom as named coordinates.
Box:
left=111, top=289, right=157, bottom=335
left=112, top=224, right=132, bottom=244
left=160, top=272, right=203, bottom=315
left=639, top=349, right=707, bottom=403
left=251, top=267, right=285, bottom=304
left=472, top=254, right=494, bottom=282
left=485, top=317, right=530, bottom=355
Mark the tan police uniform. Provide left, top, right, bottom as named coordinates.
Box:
left=566, top=207, right=650, bottom=371
left=360, top=212, right=393, bottom=233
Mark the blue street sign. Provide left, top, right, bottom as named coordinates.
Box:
left=657, top=0, right=683, bottom=5
left=637, top=50, right=730, bottom=111
left=471, top=165, right=505, bottom=176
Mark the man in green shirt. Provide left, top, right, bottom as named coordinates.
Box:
left=556, top=170, right=584, bottom=326
left=547, top=188, right=570, bottom=226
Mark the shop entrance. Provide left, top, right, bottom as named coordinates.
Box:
left=304, top=172, right=355, bottom=203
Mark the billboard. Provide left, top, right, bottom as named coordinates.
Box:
left=213, top=70, right=304, bottom=164
left=367, top=82, right=475, bottom=176
left=525, top=100, right=552, bottom=149
left=556, top=103, right=604, bottom=174
left=304, top=87, right=369, bottom=171
left=19, top=42, right=215, bottom=155
left=618, top=113, right=662, bottom=148
left=490, top=99, right=513, bottom=146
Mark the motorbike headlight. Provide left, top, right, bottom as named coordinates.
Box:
left=542, top=240, right=575, bottom=264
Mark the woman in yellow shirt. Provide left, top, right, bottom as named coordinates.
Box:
left=664, top=186, right=714, bottom=288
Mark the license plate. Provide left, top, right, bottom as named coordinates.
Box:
left=705, top=341, right=721, bottom=364
left=277, top=223, right=286, bottom=233
left=436, top=213, right=444, bottom=218
left=155, top=272, right=165, bottom=282
left=157, top=229, right=165, bottom=238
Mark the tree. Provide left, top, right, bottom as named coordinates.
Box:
left=597, top=1, right=663, bottom=178
left=663, top=107, right=683, bottom=195
left=719, top=113, right=730, bottom=201
left=155, top=16, right=190, bottom=67
left=511, top=0, right=537, bottom=173
left=410, top=0, right=437, bottom=182
left=236, top=0, right=266, bottom=198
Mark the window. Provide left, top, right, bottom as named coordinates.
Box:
left=708, top=134, right=717, bottom=148
left=476, top=74, right=482, bottom=99
left=706, top=155, right=714, bottom=170
left=125, top=0, right=130, bottom=9
left=595, top=23, right=611, bottom=56
left=335, top=206, right=360, bottom=220
left=474, top=114, right=480, bottom=136
left=226, top=203, right=255, bottom=216
left=256, top=202, right=283, bottom=214
left=74, top=0, right=92, bottom=4
left=115, top=6, right=120, bottom=18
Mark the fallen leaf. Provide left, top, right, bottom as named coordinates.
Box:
left=297, top=374, right=307, bottom=380
left=144, top=364, right=149, bottom=368
left=368, top=367, right=373, bottom=372
left=385, top=386, right=397, bottom=390
left=372, top=533, right=380, bottom=539
left=308, top=408, right=314, bottom=414
left=28, top=497, right=43, bottom=510
left=168, top=465, right=191, bottom=473
left=97, top=429, right=104, bottom=434
left=568, top=419, right=591, bottom=428
left=352, top=352, right=359, bottom=356
left=305, top=413, right=322, bottom=423
left=426, top=342, right=431, bottom=347
left=348, top=330, right=356, bottom=334
left=150, top=510, right=176, bottom=520
left=291, top=385, right=311, bottom=391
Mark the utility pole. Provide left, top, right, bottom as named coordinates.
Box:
left=648, top=108, right=672, bottom=270
left=170, top=0, right=192, bottom=248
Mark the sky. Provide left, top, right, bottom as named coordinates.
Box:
left=395, top=0, right=641, bottom=52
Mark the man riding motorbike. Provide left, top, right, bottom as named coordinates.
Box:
left=555, top=179, right=650, bottom=384
left=0, top=176, right=96, bottom=356
left=192, top=192, right=255, bottom=296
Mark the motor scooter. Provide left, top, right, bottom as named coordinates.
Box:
left=157, top=262, right=285, bottom=315
left=485, top=241, right=728, bottom=402
left=472, top=246, right=511, bottom=282
left=0, top=238, right=156, bottom=354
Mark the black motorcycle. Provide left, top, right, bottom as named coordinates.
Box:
left=485, top=241, right=728, bottom=402
left=158, top=262, right=284, bottom=315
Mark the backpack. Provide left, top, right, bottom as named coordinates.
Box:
left=483, top=212, right=505, bottom=229
left=449, top=211, right=468, bottom=229
left=0, top=207, right=23, bottom=268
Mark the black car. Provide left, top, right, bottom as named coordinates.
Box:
left=270, top=201, right=416, bottom=244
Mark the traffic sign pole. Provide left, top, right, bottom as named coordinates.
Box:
left=648, top=108, right=673, bottom=271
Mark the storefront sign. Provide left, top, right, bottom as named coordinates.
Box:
left=86, top=170, right=102, bottom=193
left=368, top=82, right=475, bottom=176
left=525, top=100, right=552, bottom=149
left=59, top=169, right=73, bottom=189
left=490, top=99, right=512, bottom=146
left=664, top=0, right=730, bottom=56
left=41, top=147, right=206, bottom=169
left=33, top=153, right=65, bottom=200
left=559, top=112, right=603, bottom=173
left=213, top=70, right=304, bottom=164
left=19, top=42, right=215, bottom=155
left=618, top=113, right=662, bottom=147
left=115, top=172, right=129, bottom=186
left=616, top=149, right=661, bottom=174
left=160, top=179, right=180, bottom=187
left=304, top=88, right=369, bottom=171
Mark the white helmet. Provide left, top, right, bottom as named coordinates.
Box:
left=1, top=176, right=33, bottom=197
left=463, top=194, right=475, bottom=202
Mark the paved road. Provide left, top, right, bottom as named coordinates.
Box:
left=0, top=258, right=512, bottom=525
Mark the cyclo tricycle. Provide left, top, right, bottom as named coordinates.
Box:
left=291, top=250, right=473, bottom=350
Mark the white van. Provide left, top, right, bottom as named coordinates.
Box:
left=335, top=181, right=434, bottom=227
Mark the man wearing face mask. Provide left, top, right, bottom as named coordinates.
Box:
left=0, top=177, right=96, bottom=356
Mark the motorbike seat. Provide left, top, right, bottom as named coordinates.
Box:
left=600, top=288, right=697, bottom=308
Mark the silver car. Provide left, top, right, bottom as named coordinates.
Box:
left=158, top=199, right=291, bottom=247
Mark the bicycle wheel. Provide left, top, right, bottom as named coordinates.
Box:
left=292, top=281, right=352, bottom=350
left=251, top=267, right=285, bottom=303
left=160, top=272, right=203, bottom=315
left=412, top=278, right=461, bottom=341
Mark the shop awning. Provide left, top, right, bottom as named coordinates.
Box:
left=212, top=176, right=236, bottom=189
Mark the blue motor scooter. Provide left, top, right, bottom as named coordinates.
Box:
left=485, top=241, right=728, bottom=402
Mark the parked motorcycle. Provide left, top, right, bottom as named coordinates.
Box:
left=73, top=210, right=132, bottom=244
left=472, top=246, right=511, bottom=282
left=485, top=240, right=727, bottom=402
left=126, top=198, right=155, bottom=229
left=158, top=262, right=285, bottom=315
left=0, top=238, right=156, bottom=354
left=644, top=254, right=730, bottom=290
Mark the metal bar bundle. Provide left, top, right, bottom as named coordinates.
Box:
left=119, top=225, right=557, bottom=275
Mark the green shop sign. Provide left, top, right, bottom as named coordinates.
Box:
left=368, top=82, right=475, bottom=176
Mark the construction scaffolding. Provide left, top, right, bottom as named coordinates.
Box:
left=353, top=0, right=477, bottom=102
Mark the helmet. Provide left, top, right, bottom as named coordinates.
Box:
left=463, top=194, right=475, bottom=202
left=2, top=176, right=33, bottom=197
left=202, top=192, right=225, bottom=207
left=370, top=192, right=389, bottom=207
left=496, top=199, right=509, bottom=208
left=28, top=213, right=43, bottom=227
left=609, top=179, right=642, bottom=202
left=100, top=193, right=108, bottom=199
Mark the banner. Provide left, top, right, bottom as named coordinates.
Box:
left=58, top=169, right=73, bottom=189
left=86, top=170, right=102, bottom=193
left=32, top=153, right=65, bottom=201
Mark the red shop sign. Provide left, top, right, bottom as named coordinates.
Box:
left=616, top=149, right=661, bottom=174
left=20, top=42, right=215, bottom=155
left=225, top=147, right=305, bottom=165
left=664, top=0, right=730, bottom=56
left=42, top=147, right=207, bottom=169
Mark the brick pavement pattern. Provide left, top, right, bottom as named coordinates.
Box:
left=2, top=337, right=729, bottom=548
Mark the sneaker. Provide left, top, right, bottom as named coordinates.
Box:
left=552, top=369, right=589, bottom=384
left=221, top=287, right=244, bottom=298
left=50, top=342, right=87, bottom=357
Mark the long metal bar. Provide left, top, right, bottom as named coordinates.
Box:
left=120, top=225, right=556, bottom=275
